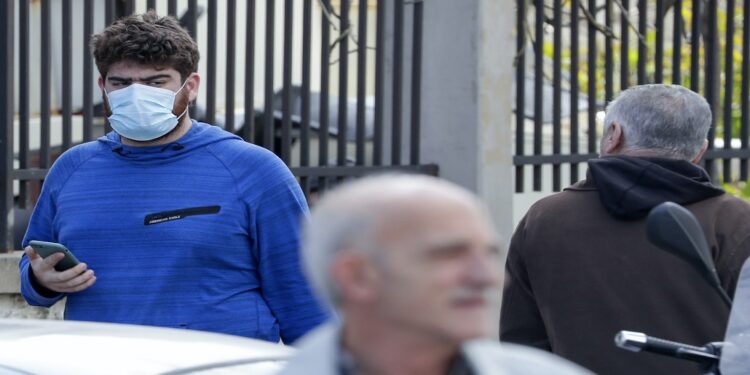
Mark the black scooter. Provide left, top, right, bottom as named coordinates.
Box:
left=613, top=202, right=750, bottom=375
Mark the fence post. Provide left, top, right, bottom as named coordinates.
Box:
left=0, top=0, right=15, bottom=251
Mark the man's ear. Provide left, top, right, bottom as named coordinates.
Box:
left=691, top=139, right=709, bottom=164
left=98, top=76, right=105, bottom=91
left=185, top=73, right=201, bottom=102
left=601, top=122, right=624, bottom=156
left=330, top=252, right=379, bottom=304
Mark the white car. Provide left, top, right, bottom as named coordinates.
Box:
left=0, top=319, right=293, bottom=375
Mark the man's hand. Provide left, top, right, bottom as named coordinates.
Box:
left=24, top=246, right=96, bottom=293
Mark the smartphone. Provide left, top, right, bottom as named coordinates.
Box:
left=28, top=240, right=81, bottom=272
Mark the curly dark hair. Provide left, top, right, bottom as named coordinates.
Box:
left=90, top=11, right=200, bottom=80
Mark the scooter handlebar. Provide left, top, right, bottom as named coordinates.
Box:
left=615, top=330, right=720, bottom=363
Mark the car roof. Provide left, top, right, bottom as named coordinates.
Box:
left=0, top=319, right=293, bottom=375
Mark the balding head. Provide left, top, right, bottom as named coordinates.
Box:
left=304, top=174, right=489, bottom=304
left=303, top=174, right=501, bottom=341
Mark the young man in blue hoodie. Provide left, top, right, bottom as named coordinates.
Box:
left=19, top=12, right=329, bottom=344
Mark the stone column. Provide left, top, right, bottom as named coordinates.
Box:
left=420, top=0, right=514, bottom=244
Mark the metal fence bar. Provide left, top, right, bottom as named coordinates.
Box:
left=62, top=0, right=73, bottom=151
left=319, top=0, right=332, bottom=190
left=604, top=0, right=613, bottom=101
left=373, top=0, right=385, bottom=166
left=552, top=0, right=562, bottom=191
left=0, top=0, right=14, bottom=250
left=409, top=0, right=423, bottom=165
left=723, top=0, right=735, bottom=182
left=226, top=0, right=237, bottom=133
left=587, top=0, right=596, bottom=154
left=743, top=0, right=750, bottom=180
left=19, top=0, right=30, bottom=208
left=655, top=0, right=664, bottom=83
left=337, top=0, right=350, bottom=166
left=690, top=0, right=700, bottom=92
left=168, top=0, right=177, bottom=16
left=534, top=0, right=544, bottom=191
left=569, top=0, right=579, bottom=183
left=263, top=0, right=275, bottom=150
left=40, top=0, right=51, bottom=169
left=205, top=0, right=217, bottom=125
left=125, top=0, right=135, bottom=15
left=104, top=0, right=114, bottom=134
left=515, top=153, right=600, bottom=165
left=300, top=0, right=313, bottom=194
left=620, top=0, right=629, bottom=90
left=356, top=0, right=368, bottom=166
left=637, top=0, right=646, bottom=84
left=14, top=169, right=50, bottom=182
left=105, top=0, right=114, bottom=24
left=515, top=0, right=526, bottom=192
left=391, top=0, right=404, bottom=166
left=291, top=164, right=438, bottom=178
left=282, top=0, right=294, bottom=164
left=83, top=0, right=94, bottom=142
left=672, top=0, right=682, bottom=85
left=243, top=0, right=256, bottom=142
left=188, top=0, right=198, bottom=40
left=704, top=149, right=750, bottom=159
left=704, top=0, right=718, bottom=177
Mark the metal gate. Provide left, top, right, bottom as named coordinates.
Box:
left=0, top=0, right=436, bottom=250
left=515, top=0, right=750, bottom=193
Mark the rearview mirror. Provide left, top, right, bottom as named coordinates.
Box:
left=646, top=201, right=731, bottom=307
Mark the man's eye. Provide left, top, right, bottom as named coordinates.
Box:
left=148, top=81, right=164, bottom=86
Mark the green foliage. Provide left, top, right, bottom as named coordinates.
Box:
left=533, top=0, right=747, bottom=136
left=723, top=182, right=750, bottom=202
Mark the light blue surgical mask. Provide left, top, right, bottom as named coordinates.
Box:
left=105, top=80, right=189, bottom=141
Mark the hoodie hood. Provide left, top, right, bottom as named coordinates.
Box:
left=97, top=121, right=238, bottom=162
left=586, top=156, right=724, bottom=220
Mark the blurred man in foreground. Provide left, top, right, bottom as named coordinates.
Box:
left=280, top=174, right=590, bottom=375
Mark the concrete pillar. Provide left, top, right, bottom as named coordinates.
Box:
left=420, top=0, right=515, bottom=244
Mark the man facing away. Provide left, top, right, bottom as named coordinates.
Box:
left=501, top=84, right=750, bottom=374
left=280, top=174, right=591, bottom=375
left=19, top=12, right=329, bottom=343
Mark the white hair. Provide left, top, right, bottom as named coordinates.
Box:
left=603, top=84, right=712, bottom=160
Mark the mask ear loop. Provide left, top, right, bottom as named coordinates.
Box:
left=176, top=106, right=189, bottom=120
left=175, top=77, right=190, bottom=94
left=174, top=77, right=192, bottom=120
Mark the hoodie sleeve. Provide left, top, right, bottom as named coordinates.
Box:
left=19, top=155, right=70, bottom=307
left=249, top=155, right=331, bottom=343
left=500, top=215, right=551, bottom=351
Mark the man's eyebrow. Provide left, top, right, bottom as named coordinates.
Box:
left=139, top=74, right=172, bottom=81
left=107, top=76, right=132, bottom=82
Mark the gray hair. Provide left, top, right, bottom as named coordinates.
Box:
left=302, top=174, right=483, bottom=308
left=603, top=84, right=711, bottom=160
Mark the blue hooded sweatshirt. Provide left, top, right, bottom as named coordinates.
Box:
left=20, top=121, right=329, bottom=343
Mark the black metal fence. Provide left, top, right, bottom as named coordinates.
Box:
left=515, top=0, right=750, bottom=193
left=0, top=0, right=435, bottom=250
